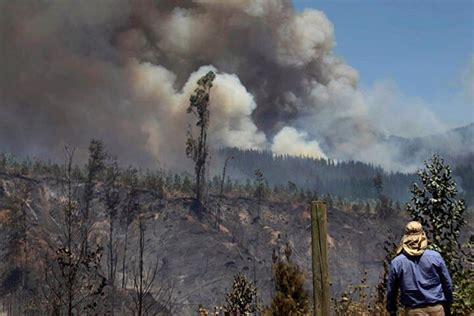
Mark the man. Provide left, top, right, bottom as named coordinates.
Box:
left=387, top=221, right=453, bottom=316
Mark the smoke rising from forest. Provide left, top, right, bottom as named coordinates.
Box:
left=0, top=0, right=469, bottom=171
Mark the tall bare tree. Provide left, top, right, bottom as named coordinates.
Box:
left=121, top=168, right=140, bottom=289
left=186, top=71, right=216, bottom=215
left=216, top=155, right=233, bottom=228
left=252, top=169, right=266, bottom=310
left=127, top=213, right=173, bottom=316
left=82, top=139, right=106, bottom=252
left=41, top=146, right=106, bottom=316
left=104, top=157, right=121, bottom=315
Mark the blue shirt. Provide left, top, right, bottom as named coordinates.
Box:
left=386, top=249, right=453, bottom=314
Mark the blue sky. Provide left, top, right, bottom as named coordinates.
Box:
left=293, top=0, right=474, bottom=128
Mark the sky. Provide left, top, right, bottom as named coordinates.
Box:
left=293, top=0, right=474, bottom=128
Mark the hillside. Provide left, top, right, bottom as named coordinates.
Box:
left=0, top=170, right=409, bottom=315
left=0, top=130, right=472, bottom=314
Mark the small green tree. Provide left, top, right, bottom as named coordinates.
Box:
left=406, top=154, right=472, bottom=314
left=224, top=273, right=257, bottom=315
left=263, top=244, right=310, bottom=316
left=186, top=71, right=216, bottom=214
left=406, top=155, right=466, bottom=270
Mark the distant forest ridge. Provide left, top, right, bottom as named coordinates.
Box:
left=217, top=148, right=474, bottom=204
left=0, top=145, right=472, bottom=204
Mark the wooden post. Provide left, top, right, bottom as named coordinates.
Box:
left=311, top=201, right=330, bottom=316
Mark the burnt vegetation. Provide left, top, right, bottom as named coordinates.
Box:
left=0, top=141, right=472, bottom=315
left=0, top=75, right=472, bottom=316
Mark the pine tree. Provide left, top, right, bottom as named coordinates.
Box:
left=406, top=155, right=472, bottom=314
left=406, top=155, right=466, bottom=270
left=263, top=244, right=310, bottom=316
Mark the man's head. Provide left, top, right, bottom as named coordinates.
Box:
left=396, top=221, right=428, bottom=256
left=405, top=221, right=424, bottom=234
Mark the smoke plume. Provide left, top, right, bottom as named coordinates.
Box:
left=462, top=54, right=474, bottom=104
left=0, top=0, right=469, bottom=171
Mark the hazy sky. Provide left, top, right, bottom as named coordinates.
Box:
left=293, top=0, right=474, bottom=128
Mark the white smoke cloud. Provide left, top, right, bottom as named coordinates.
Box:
left=127, top=62, right=266, bottom=165
left=204, top=71, right=268, bottom=150
left=271, top=127, right=326, bottom=159
left=364, top=80, right=447, bottom=138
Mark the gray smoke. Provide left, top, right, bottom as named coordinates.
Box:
left=462, top=54, right=474, bottom=104
left=0, top=0, right=469, bottom=171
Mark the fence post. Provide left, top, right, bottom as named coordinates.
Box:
left=311, top=201, right=330, bottom=316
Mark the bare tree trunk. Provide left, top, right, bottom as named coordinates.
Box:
left=105, top=161, right=120, bottom=316
left=216, top=156, right=233, bottom=228
left=122, top=170, right=138, bottom=290
left=122, top=226, right=129, bottom=289
left=108, top=217, right=116, bottom=316
left=66, top=150, right=74, bottom=316
left=128, top=214, right=173, bottom=316
left=138, top=218, right=145, bottom=316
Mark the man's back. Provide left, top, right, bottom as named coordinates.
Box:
left=386, top=221, right=453, bottom=316
left=387, top=249, right=453, bottom=310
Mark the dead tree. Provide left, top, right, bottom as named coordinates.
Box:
left=41, top=146, right=106, bottom=316
left=216, top=155, right=233, bottom=228
left=1, top=183, right=32, bottom=314
left=82, top=139, right=106, bottom=252
left=104, top=157, right=121, bottom=315
left=252, top=169, right=267, bottom=311
left=127, top=214, right=173, bottom=316
left=121, top=168, right=140, bottom=289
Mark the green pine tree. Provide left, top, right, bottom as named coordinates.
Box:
left=263, top=244, right=310, bottom=316
left=406, top=154, right=472, bottom=314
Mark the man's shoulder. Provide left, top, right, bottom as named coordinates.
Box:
left=423, top=249, right=442, bottom=258
left=391, top=253, right=406, bottom=264
left=422, top=249, right=445, bottom=264
left=391, top=249, right=442, bottom=264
